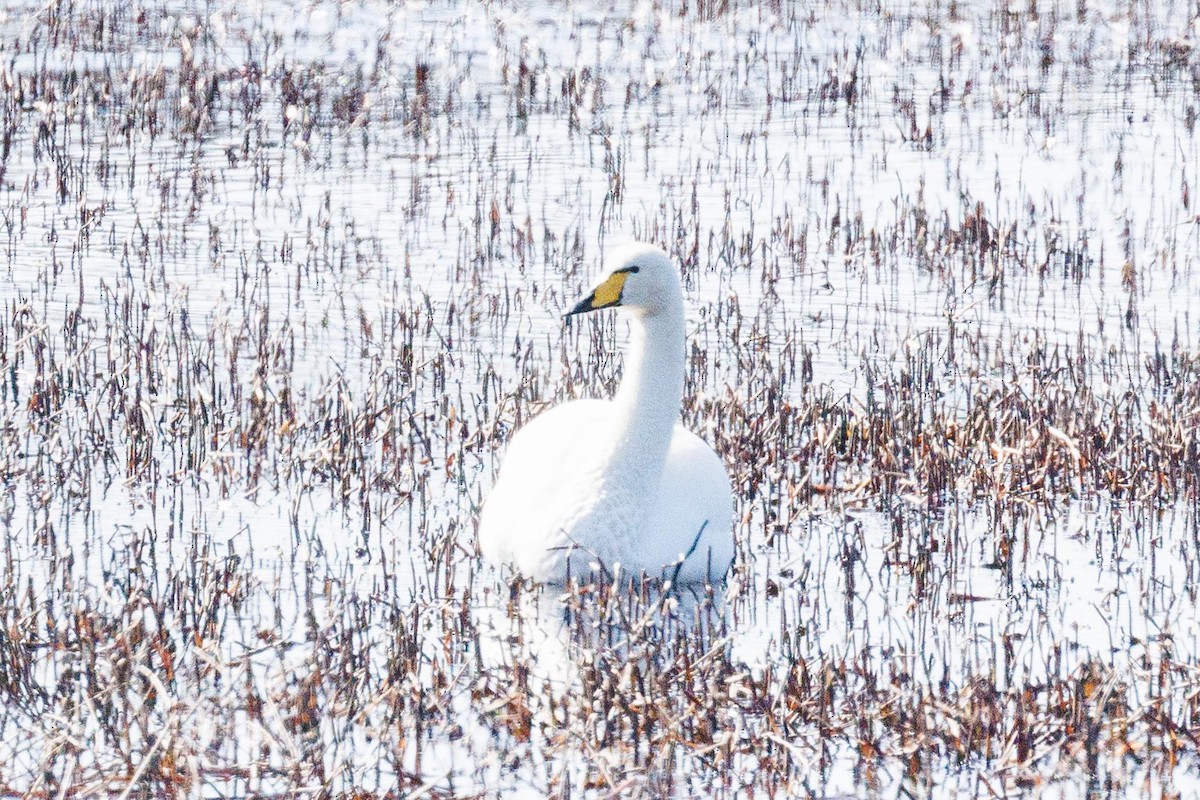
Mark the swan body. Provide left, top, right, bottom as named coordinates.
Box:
left=478, top=243, right=734, bottom=584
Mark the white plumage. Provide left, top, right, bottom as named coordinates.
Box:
left=478, top=242, right=734, bottom=584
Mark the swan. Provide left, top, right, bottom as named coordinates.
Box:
left=478, top=242, right=734, bottom=584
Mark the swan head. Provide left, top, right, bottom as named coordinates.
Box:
left=566, top=242, right=682, bottom=319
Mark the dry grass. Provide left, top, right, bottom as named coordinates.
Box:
left=0, top=0, right=1198, bottom=797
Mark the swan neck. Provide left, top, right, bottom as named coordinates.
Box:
left=614, top=307, right=685, bottom=436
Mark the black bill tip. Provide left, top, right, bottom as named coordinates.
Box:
left=564, top=295, right=595, bottom=318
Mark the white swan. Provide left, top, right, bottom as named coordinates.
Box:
left=478, top=242, right=734, bottom=584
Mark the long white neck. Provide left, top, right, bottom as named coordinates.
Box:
left=608, top=301, right=686, bottom=482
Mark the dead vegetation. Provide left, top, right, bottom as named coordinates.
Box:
left=0, top=0, right=1198, bottom=797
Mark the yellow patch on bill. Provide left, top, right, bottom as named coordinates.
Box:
left=591, top=271, right=629, bottom=309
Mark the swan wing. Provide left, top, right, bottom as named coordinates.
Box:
left=642, top=426, right=734, bottom=582
left=478, top=399, right=611, bottom=567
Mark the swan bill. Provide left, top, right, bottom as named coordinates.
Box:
left=565, top=266, right=640, bottom=316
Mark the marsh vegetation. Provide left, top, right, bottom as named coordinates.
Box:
left=0, top=0, right=1199, bottom=796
